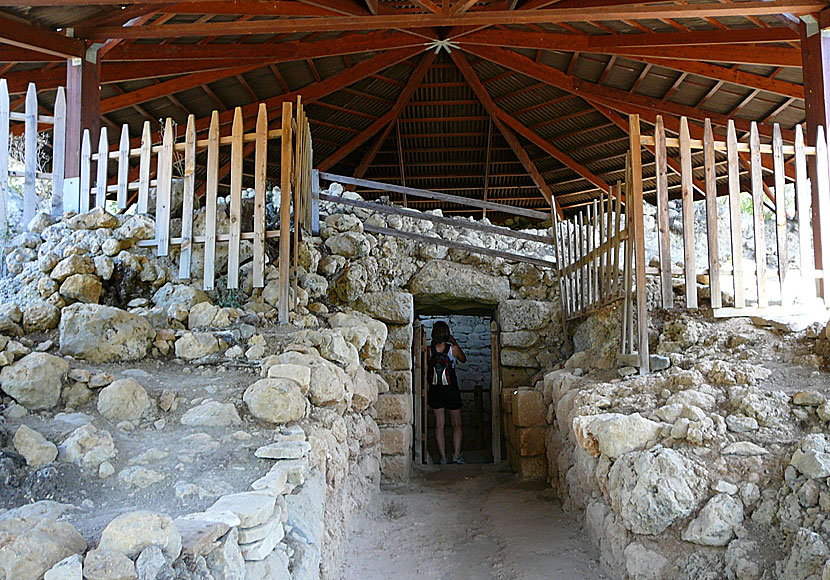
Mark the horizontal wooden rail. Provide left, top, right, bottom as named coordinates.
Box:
left=641, top=134, right=818, bottom=156
left=319, top=192, right=554, bottom=244
left=320, top=172, right=551, bottom=221
left=8, top=111, right=54, bottom=124
left=90, top=128, right=283, bottom=161
left=136, top=229, right=280, bottom=247
left=364, top=224, right=557, bottom=269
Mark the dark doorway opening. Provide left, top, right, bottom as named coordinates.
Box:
left=414, top=314, right=495, bottom=464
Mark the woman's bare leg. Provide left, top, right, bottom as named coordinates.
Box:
left=433, top=408, right=446, bottom=461
left=450, top=409, right=463, bottom=458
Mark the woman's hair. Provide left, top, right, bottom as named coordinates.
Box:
left=431, top=321, right=451, bottom=346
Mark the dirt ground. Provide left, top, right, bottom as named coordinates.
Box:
left=339, top=465, right=603, bottom=580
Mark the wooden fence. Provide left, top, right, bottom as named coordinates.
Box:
left=0, top=80, right=66, bottom=234
left=637, top=114, right=826, bottom=317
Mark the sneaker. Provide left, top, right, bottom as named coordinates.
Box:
left=452, top=454, right=466, bottom=465
left=439, top=456, right=448, bottom=465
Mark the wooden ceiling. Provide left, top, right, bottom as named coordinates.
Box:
left=0, top=0, right=820, bottom=217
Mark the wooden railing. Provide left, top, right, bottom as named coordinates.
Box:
left=638, top=114, right=826, bottom=317
left=0, top=80, right=66, bottom=232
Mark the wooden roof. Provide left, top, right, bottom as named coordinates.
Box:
left=0, top=0, right=819, bottom=217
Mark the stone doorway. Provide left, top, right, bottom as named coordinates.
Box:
left=415, top=314, right=495, bottom=464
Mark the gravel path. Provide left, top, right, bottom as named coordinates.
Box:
left=340, top=465, right=603, bottom=580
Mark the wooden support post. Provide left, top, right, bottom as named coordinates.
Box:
left=815, top=126, right=830, bottom=308
left=279, top=101, right=293, bottom=324
left=628, top=115, right=649, bottom=374
left=654, top=116, right=672, bottom=308
left=703, top=119, right=721, bottom=308
left=155, top=119, right=173, bottom=257
left=491, top=319, right=501, bottom=465
left=95, top=126, right=108, bottom=209
left=800, top=17, right=830, bottom=298
left=254, top=104, right=268, bottom=289
left=65, top=53, right=100, bottom=182
left=117, top=124, right=129, bottom=210
left=79, top=130, right=90, bottom=213
left=137, top=121, right=151, bottom=215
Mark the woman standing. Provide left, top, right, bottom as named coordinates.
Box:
left=427, top=321, right=467, bottom=465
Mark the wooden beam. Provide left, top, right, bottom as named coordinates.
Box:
left=103, top=30, right=422, bottom=60
left=100, top=65, right=262, bottom=114
left=318, top=50, right=436, bottom=171
left=353, top=120, right=395, bottom=179
left=162, top=0, right=351, bottom=16
left=463, top=44, right=792, bottom=139
left=88, top=1, right=827, bottom=39
left=451, top=50, right=561, bottom=216
left=0, top=13, right=84, bottom=59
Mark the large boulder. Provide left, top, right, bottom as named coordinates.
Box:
left=59, top=424, right=117, bottom=469
left=790, top=434, right=830, bottom=479
left=0, top=518, right=87, bottom=580
left=22, top=302, right=60, bottom=333
left=572, top=413, right=663, bottom=459
left=152, top=283, right=209, bottom=312
left=59, top=274, right=102, bottom=304
left=0, top=352, right=68, bottom=410
left=243, top=378, right=307, bottom=424
left=60, top=304, right=155, bottom=363
left=607, top=447, right=703, bottom=535
left=97, top=379, right=152, bottom=422
left=266, top=350, right=349, bottom=406
left=180, top=401, right=242, bottom=427
left=174, top=332, right=219, bottom=361
left=98, top=511, right=182, bottom=561
left=408, top=260, right=509, bottom=311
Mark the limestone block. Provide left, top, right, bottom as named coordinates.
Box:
left=500, top=348, right=540, bottom=368
left=243, top=378, right=307, bottom=424
left=207, top=492, right=275, bottom=528
left=380, top=370, right=412, bottom=394
left=501, top=367, right=534, bottom=389
left=97, top=378, right=152, bottom=422
left=59, top=304, right=155, bottom=363
left=407, top=260, right=510, bottom=308
left=386, top=324, right=413, bottom=350
left=516, top=455, right=547, bottom=479
left=380, top=425, right=412, bottom=455
left=512, top=388, right=545, bottom=427
left=266, top=364, right=311, bottom=391
left=175, top=332, right=219, bottom=361
left=500, top=330, right=539, bottom=348
left=13, top=424, right=58, bottom=467
left=0, top=352, right=68, bottom=410
left=381, top=453, right=412, bottom=482
left=517, top=426, right=546, bottom=456
left=376, top=393, right=412, bottom=425
left=98, top=511, right=182, bottom=561
left=82, top=549, right=137, bottom=580
left=354, top=291, right=414, bottom=325
left=383, top=348, right=412, bottom=371
left=497, top=299, right=559, bottom=332
left=60, top=273, right=102, bottom=304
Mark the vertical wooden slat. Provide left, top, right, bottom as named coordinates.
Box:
left=654, top=115, right=672, bottom=308
left=137, top=121, right=151, bottom=215
left=311, top=168, right=320, bottom=235
left=679, top=116, right=697, bottom=309
left=0, top=79, right=9, bottom=235
left=23, top=83, right=37, bottom=225
left=815, top=125, right=830, bottom=308
left=155, top=118, right=173, bottom=257
left=203, top=111, right=220, bottom=291
left=569, top=218, right=577, bottom=314
left=578, top=210, right=586, bottom=313
left=612, top=181, right=622, bottom=296
left=795, top=124, right=813, bottom=296
left=79, top=130, right=90, bottom=213
left=558, top=215, right=570, bottom=317
left=117, top=124, right=129, bottom=210
left=629, top=114, right=649, bottom=374
left=413, top=321, right=423, bottom=465
left=95, top=126, right=108, bottom=209
left=772, top=123, right=789, bottom=306
left=703, top=119, right=721, bottom=309
left=750, top=122, right=767, bottom=308
left=51, top=87, right=65, bottom=219
left=253, top=103, right=268, bottom=289
left=727, top=120, right=745, bottom=308
left=279, top=101, right=293, bottom=324
left=292, top=100, right=303, bottom=308
left=627, top=198, right=636, bottom=355
left=228, top=108, right=243, bottom=289
left=599, top=191, right=607, bottom=300
left=604, top=189, right=613, bottom=299
left=621, top=202, right=633, bottom=354
left=592, top=199, right=600, bottom=304
left=178, top=115, right=196, bottom=280
left=587, top=204, right=594, bottom=307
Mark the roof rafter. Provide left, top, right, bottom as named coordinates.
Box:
left=451, top=49, right=562, bottom=216
left=318, top=50, right=437, bottom=171
left=0, top=12, right=85, bottom=59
